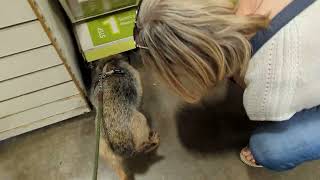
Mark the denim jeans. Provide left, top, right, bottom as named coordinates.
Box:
left=249, top=105, right=320, bottom=171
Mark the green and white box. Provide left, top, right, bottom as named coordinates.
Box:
left=75, top=8, right=136, bottom=62
left=65, top=0, right=137, bottom=22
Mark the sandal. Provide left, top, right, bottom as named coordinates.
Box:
left=240, top=146, right=263, bottom=168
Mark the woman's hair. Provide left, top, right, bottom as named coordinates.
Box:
left=135, top=0, right=268, bottom=103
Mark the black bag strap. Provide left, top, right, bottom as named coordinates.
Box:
left=250, top=0, right=316, bottom=56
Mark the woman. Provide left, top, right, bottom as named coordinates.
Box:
left=134, top=0, right=320, bottom=171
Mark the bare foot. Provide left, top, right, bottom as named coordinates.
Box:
left=240, top=147, right=262, bottom=167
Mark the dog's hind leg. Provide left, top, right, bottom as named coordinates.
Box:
left=99, top=137, right=129, bottom=180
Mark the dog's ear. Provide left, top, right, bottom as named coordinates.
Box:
left=137, top=131, right=160, bottom=154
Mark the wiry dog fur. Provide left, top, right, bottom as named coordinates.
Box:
left=90, top=55, right=160, bottom=180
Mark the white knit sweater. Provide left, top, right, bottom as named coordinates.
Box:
left=244, top=1, right=320, bottom=121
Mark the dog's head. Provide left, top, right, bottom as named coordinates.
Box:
left=90, top=54, right=125, bottom=77
left=89, top=54, right=127, bottom=103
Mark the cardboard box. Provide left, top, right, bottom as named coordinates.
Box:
left=75, top=8, right=136, bottom=62
left=65, top=0, right=137, bottom=22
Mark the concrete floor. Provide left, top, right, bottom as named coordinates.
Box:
left=1, top=67, right=320, bottom=180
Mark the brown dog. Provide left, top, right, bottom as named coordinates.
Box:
left=90, top=56, right=160, bottom=180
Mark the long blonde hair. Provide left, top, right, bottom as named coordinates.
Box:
left=135, top=0, right=268, bottom=103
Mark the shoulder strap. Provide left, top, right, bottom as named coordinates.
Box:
left=250, top=0, right=316, bottom=56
